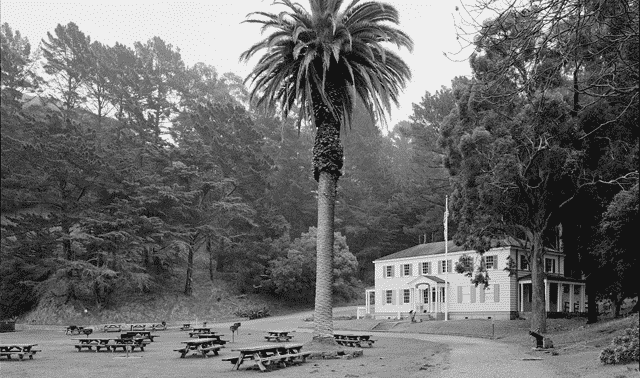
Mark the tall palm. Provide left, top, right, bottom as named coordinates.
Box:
left=241, top=0, right=412, bottom=346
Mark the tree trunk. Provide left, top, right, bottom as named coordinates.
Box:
left=613, top=294, right=622, bottom=318
left=530, top=232, right=547, bottom=333
left=586, top=274, right=598, bottom=324
left=216, top=237, right=225, bottom=273
left=208, top=236, right=214, bottom=281
left=313, top=170, right=337, bottom=342
left=184, top=244, right=194, bottom=296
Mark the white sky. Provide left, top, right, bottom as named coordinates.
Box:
left=1, top=0, right=473, bottom=126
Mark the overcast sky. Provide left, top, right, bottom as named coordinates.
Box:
left=1, top=0, right=473, bottom=126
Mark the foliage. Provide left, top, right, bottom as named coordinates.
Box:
left=599, top=324, right=639, bottom=364
left=233, top=306, right=271, bottom=320
left=440, top=0, right=638, bottom=332
left=267, top=227, right=358, bottom=303
left=594, top=184, right=639, bottom=316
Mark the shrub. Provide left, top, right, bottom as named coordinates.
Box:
left=599, top=324, right=639, bottom=364
left=233, top=306, right=270, bottom=320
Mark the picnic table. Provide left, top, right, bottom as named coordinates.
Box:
left=102, top=324, right=122, bottom=333
left=121, top=331, right=159, bottom=342
left=174, top=338, right=222, bottom=358
left=0, top=344, right=41, bottom=360
left=223, top=343, right=310, bottom=371
left=264, top=330, right=294, bottom=342
left=151, top=322, right=167, bottom=331
left=333, top=333, right=376, bottom=347
left=188, top=327, right=212, bottom=337
left=71, top=337, right=148, bottom=352
left=196, top=333, right=228, bottom=345
left=130, top=324, right=147, bottom=331
left=180, top=323, right=191, bottom=331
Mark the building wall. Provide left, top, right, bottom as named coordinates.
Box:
left=373, top=247, right=516, bottom=319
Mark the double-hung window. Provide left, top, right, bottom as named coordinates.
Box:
left=402, top=264, right=412, bottom=277
left=421, top=262, right=431, bottom=275
left=545, top=258, right=556, bottom=273
left=519, top=255, right=529, bottom=270
left=485, top=255, right=497, bottom=270
left=403, top=289, right=411, bottom=304
left=440, top=260, right=451, bottom=274
left=384, top=265, right=394, bottom=278
left=385, top=290, right=393, bottom=304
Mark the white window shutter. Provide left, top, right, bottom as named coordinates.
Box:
left=494, top=284, right=500, bottom=302
left=457, top=286, right=463, bottom=303
left=470, top=285, right=476, bottom=303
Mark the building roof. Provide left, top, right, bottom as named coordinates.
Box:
left=518, top=273, right=585, bottom=283
left=407, top=275, right=445, bottom=285
left=374, top=236, right=559, bottom=263
left=374, top=240, right=466, bottom=262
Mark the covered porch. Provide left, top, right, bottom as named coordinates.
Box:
left=518, top=274, right=587, bottom=314
left=408, top=275, right=448, bottom=319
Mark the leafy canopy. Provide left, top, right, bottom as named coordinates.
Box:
left=240, top=0, right=413, bottom=128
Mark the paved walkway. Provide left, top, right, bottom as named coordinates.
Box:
left=212, top=306, right=563, bottom=378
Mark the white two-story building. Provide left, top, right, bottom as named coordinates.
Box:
left=365, top=239, right=586, bottom=320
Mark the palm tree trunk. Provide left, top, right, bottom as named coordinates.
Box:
left=313, top=170, right=337, bottom=342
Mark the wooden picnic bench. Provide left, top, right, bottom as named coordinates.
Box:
left=188, top=327, right=212, bottom=337
left=130, top=324, right=146, bottom=332
left=264, top=330, right=294, bottom=342
left=180, top=323, right=191, bottom=331
left=0, top=344, right=41, bottom=360
left=151, top=322, right=167, bottom=331
left=333, top=333, right=376, bottom=347
left=174, top=338, right=222, bottom=358
left=72, top=337, right=148, bottom=352
left=224, top=343, right=310, bottom=371
left=121, top=331, right=159, bottom=342
left=65, top=325, right=84, bottom=335
left=196, top=333, right=228, bottom=345
left=102, top=324, right=122, bottom=333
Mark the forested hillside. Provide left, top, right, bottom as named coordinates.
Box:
left=0, top=22, right=452, bottom=319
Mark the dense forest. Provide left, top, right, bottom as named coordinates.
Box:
left=1, top=0, right=637, bottom=326
left=0, top=21, right=452, bottom=319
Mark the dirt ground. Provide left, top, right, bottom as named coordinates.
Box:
left=1, top=310, right=638, bottom=378
left=0, top=327, right=448, bottom=378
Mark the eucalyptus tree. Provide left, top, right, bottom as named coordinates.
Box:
left=240, top=0, right=412, bottom=345
left=442, top=0, right=638, bottom=332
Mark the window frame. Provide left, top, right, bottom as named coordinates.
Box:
left=485, top=255, right=496, bottom=270
left=385, top=290, right=393, bottom=304
left=421, top=262, right=431, bottom=275
left=402, top=263, right=411, bottom=277
left=545, top=258, right=556, bottom=273
left=403, top=289, right=411, bottom=304
left=384, top=265, right=393, bottom=278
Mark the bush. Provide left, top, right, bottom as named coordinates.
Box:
left=599, top=324, right=639, bottom=364
left=233, top=306, right=270, bottom=320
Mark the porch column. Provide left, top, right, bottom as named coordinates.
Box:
left=365, top=290, right=370, bottom=314
left=519, top=283, right=523, bottom=312
left=569, top=284, right=574, bottom=312
left=580, top=284, right=586, bottom=312
left=557, top=283, right=562, bottom=312
left=544, top=279, right=550, bottom=312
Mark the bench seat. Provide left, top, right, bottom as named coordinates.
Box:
left=0, top=349, right=42, bottom=360
left=264, top=335, right=293, bottom=342
left=175, top=345, right=221, bottom=358
left=222, top=356, right=239, bottom=364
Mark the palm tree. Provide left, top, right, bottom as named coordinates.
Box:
left=241, top=0, right=412, bottom=347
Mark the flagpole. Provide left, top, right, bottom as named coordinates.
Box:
left=444, top=195, right=449, bottom=322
